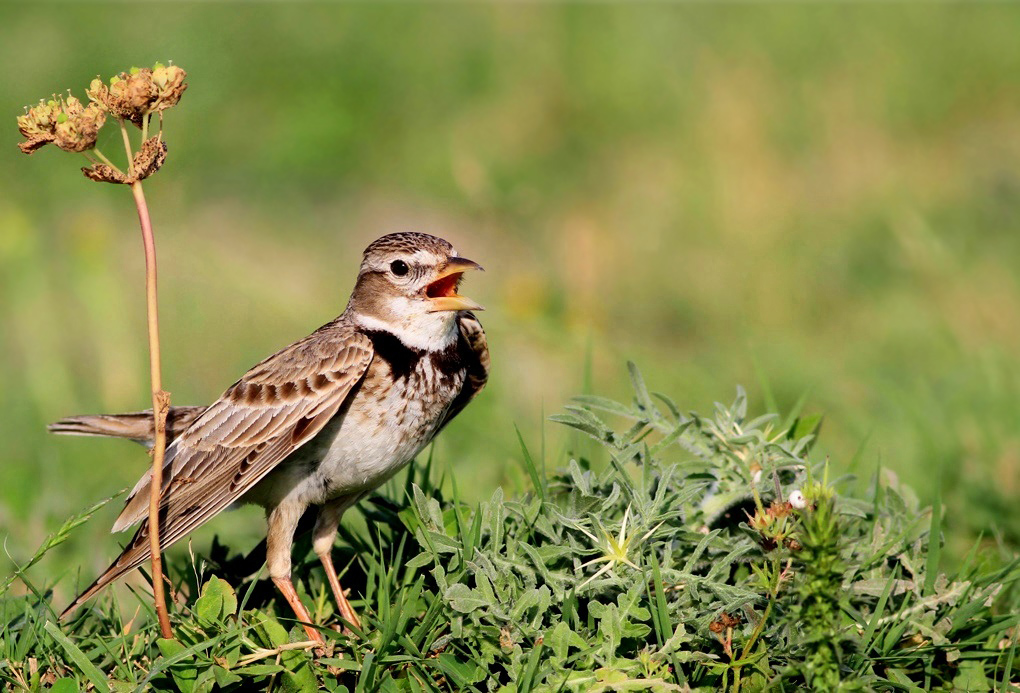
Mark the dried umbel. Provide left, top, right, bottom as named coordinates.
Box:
left=17, top=95, right=106, bottom=154
left=18, top=61, right=187, bottom=188
left=87, top=63, right=188, bottom=127
left=150, top=63, right=188, bottom=112
left=54, top=96, right=107, bottom=153
left=83, top=137, right=168, bottom=184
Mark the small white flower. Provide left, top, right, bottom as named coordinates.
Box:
left=788, top=490, right=807, bottom=509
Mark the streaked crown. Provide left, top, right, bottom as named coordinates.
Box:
left=360, top=232, right=455, bottom=273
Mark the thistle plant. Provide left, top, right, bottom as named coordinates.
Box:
left=17, top=62, right=188, bottom=640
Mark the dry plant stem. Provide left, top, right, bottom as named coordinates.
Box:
left=119, top=120, right=135, bottom=178
left=92, top=148, right=123, bottom=175
left=131, top=179, right=173, bottom=640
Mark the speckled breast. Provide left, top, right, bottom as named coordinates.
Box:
left=295, top=330, right=468, bottom=503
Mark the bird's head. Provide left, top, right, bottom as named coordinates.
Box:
left=348, top=232, right=484, bottom=349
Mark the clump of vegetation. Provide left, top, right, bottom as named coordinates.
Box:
left=2, top=367, right=1017, bottom=691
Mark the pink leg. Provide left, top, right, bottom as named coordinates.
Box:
left=267, top=503, right=323, bottom=642
left=272, top=575, right=323, bottom=643
left=318, top=552, right=362, bottom=630
left=313, top=498, right=363, bottom=631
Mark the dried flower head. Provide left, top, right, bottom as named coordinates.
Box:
left=53, top=96, right=106, bottom=153
left=150, top=62, right=188, bottom=111
left=17, top=95, right=106, bottom=155
left=17, top=98, right=60, bottom=153
left=709, top=611, right=741, bottom=634
left=82, top=136, right=168, bottom=184
left=88, top=63, right=188, bottom=126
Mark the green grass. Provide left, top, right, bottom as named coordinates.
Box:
left=2, top=370, right=1018, bottom=691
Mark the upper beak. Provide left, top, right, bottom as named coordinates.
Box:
left=425, top=256, right=484, bottom=312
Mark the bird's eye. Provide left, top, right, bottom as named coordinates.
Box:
left=390, top=260, right=409, bottom=276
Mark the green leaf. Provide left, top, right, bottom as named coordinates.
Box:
left=212, top=666, right=242, bottom=688
left=194, top=575, right=238, bottom=626
left=627, top=361, right=654, bottom=414
left=545, top=621, right=586, bottom=661
left=250, top=610, right=291, bottom=648
left=436, top=652, right=486, bottom=687
left=862, top=567, right=899, bottom=651
left=50, top=679, right=78, bottom=693
left=445, top=583, right=488, bottom=613
left=572, top=394, right=636, bottom=418
left=549, top=413, right=607, bottom=443
left=280, top=645, right=318, bottom=693
left=1000, top=635, right=1017, bottom=693
left=233, top=663, right=286, bottom=676
left=156, top=638, right=199, bottom=693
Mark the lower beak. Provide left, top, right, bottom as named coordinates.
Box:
left=425, top=257, right=484, bottom=312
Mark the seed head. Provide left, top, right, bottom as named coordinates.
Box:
left=53, top=96, right=106, bottom=153
left=87, top=63, right=187, bottom=126
left=150, top=62, right=188, bottom=111
left=17, top=95, right=105, bottom=154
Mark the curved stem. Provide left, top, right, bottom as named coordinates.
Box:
left=130, top=180, right=173, bottom=640
left=118, top=119, right=135, bottom=179
left=91, top=147, right=124, bottom=176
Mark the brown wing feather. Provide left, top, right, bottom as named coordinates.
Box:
left=60, top=322, right=373, bottom=619
left=436, top=311, right=489, bottom=433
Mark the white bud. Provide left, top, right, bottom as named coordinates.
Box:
left=788, top=490, right=807, bottom=509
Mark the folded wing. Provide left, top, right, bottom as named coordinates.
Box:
left=61, top=322, right=373, bottom=619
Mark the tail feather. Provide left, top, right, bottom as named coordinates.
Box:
left=48, top=406, right=206, bottom=447
left=59, top=524, right=154, bottom=621
left=51, top=405, right=208, bottom=619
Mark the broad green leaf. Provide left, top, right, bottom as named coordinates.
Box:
left=156, top=638, right=198, bottom=693
left=445, top=583, right=488, bottom=613
left=545, top=620, right=586, bottom=661
left=194, top=575, right=238, bottom=627
left=436, top=652, right=486, bottom=687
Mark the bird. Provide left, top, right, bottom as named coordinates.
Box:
left=50, top=232, right=489, bottom=641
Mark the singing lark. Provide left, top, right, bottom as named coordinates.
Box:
left=51, top=232, right=489, bottom=640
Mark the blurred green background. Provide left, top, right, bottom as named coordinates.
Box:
left=2, top=5, right=1020, bottom=598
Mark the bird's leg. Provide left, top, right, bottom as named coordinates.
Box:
left=271, top=575, right=322, bottom=643
left=313, top=497, right=362, bottom=630
left=267, top=503, right=323, bottom=643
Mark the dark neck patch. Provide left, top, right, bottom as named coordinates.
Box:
left=362, top=328, right=466, bottom=382
left=363, top=329, right=424, bottom=380
left=432, top=338, right=466, bottom=380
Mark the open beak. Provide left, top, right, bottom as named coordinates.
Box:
left=425, top=256, right=484, bottom=312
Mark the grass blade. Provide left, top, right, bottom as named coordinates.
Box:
left=43, top=621, right=110, bottom=693
left=923, top=471, right=942, bottom=598
left=2, top=493, right=120, bottom=596
left=515, top=424, right=545, bottom=499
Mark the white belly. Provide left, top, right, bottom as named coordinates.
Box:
left=245, top=352, right=465, bottom=509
